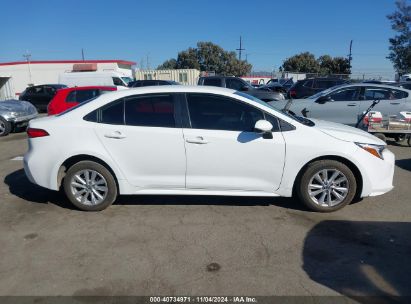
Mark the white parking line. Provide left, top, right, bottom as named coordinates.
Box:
left=10, top=156, right=23, bottom=161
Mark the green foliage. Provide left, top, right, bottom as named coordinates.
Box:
left=387, top=0, right=411, bottom=74
left=157, top=42, right=252, bottom=77
left=156, top=58, right=177, bottom=70
left=282, top=52, right=351, bottom=74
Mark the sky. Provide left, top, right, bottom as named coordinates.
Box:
left=1, top=0, right=401, bottom=79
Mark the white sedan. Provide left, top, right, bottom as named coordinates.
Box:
left=24, top=86, right=395, bottom=212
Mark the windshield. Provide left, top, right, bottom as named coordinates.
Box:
left=121, top=77, right=133, bottom=85
left=234, top=91, right=314, bottom=126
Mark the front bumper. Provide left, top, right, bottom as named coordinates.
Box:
left=359, top=148, right=395, bottom=197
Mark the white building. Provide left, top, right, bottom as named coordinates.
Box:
left=0, top=59, right=135, bottom=100
left=135, top=69, right=200, bottom=85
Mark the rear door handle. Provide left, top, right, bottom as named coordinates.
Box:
left=347, top=103, right=357, bottom=107
left=104, top=131, right=126, bottom=139
left=186, top=136, right=209, bottom=144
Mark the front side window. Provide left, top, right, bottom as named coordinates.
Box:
left=226, top=78, right=246, bottom=90
left=112, top=77, right=125, bottom=86
left=186, top=94, right=264, bottom=132
left=328, top=87, right=359, bottom=101
left=124, top=94, right=175, bottom=128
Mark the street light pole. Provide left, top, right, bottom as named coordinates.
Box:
left=23, top=50, right=32, bottom=84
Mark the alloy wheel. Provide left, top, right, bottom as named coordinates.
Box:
left=307, top=169, right=349, bottom=207
left=69, top=169, right=108, bottom=206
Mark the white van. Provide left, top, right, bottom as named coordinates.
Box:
left=400, top=73, right=411, bottom=82
left=59, top=72, right=133, bottom=88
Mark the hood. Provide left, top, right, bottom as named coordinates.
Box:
left=311, top=119, right=386, bottom=145
left=0, top=99, right=34, bottom=112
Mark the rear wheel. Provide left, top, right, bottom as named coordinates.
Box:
left=63, top=161, right=117, bottom=211
left=297, top=160, right=357, bottom=212
left=0, top=117, right=12, bottom=137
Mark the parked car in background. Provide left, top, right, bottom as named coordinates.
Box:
left=24, top=86, right=394, bottom=212
left=47, top=86, right=117, bottom=115
left=269, top=83, right=411, bottom=127
left=128, top=80, right=179, bottom=87
left=393, top=82, right=411, bottom=90
left=288, top=78, right=349, bottom=99
left=198, top=76, right=285, bottom=102
left=0, top=99, right=38, bottom=136
left=59, top=71, right=132, bottom=88
left=19, top=84, right=67, bottom=112
left=267, top=78, right=294, bottom=91
left=400, top=73, right=411, bottom=82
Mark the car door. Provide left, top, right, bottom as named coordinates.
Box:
left=306, top=86, right=361, bottom=126
left=92, top=93, right=186, bottom=189
left=359, top=86, right=408, bottom=119
left=182, top=93, right=286, bottom=192
left=43, top=86, right=57, bottom=110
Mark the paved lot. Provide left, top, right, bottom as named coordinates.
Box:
left=0, top=132, right=410, bottom=299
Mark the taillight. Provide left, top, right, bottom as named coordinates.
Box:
left=290, top=90, right=297, bottom=98
left=27, top=128, right=49, bottom=138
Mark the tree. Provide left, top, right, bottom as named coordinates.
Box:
left=387, top=0, right=411, bottom=74
left=156, top=58, right=177, bottom=70
left=282, top=52, right=351, bottom=74
left=156, top=42, right=252, bottom=76
left=282, top=52, right=320, bottom=73
left=318, top=55, right=351, bottom=74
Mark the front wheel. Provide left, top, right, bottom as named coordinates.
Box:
left=297, top=160, right=357, bottom=212
left=0, top=117, right=11, bottom=137
left=63, top=161, right=117, bottom=211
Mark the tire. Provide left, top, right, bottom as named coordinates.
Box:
left=0, top=117, right=12, bottom=137
left=297, top=160, right=357, bottom=212
left=63, top=161, right=117, bottom=211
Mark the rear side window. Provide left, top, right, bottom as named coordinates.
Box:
left=202, top=78, right=222, bottom=87
left=101, top=100, right=124, bottom=124
left=303, top=80, right=313, bottom=88
left=314, top=80, right=335, bottom=89
left=124, top=94, right=176, bottom=128
left=363, top=87, right=408, bottom=100
left=66, top=90, right=99, bottom=103
left=186, top=93, right=264, bottom=132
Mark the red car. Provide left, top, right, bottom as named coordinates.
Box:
left=47, top=86, right=117, bottom=115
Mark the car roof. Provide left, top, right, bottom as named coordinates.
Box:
left=58, top=86, right=117, bottom=92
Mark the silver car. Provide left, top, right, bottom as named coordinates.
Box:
left=269, top=83, right=411, bottom=126
left=0, top=100, right=38, bottom=137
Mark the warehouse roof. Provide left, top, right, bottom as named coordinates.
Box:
left=0, top=59, right=136, bottom=66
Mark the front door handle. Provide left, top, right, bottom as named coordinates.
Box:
left=390, top=102, right=400, bottom=105
left=104, top=131, right=126, bottom=139
left=347, top=103, right=357, bottom=107
left=186, top=136, right=209, bottom=144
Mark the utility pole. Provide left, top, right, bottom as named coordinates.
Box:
left=81, top=48, right=85, bottom=61
left=23, top=50, right=32, bottom=84
left=348, top=40, right=353, bottom=71
left=236, top=36, right=245, bottom=61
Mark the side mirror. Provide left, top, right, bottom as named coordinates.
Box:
left=254, top=120, right=273, bottom=134
left=240, top=85, right=249, bottom=91
left=315, top=95, right=332, bottom=104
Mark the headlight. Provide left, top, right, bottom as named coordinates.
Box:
left=355, top=142, right=385, bottom=160
left=8, top=112, right=18, bottom=117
